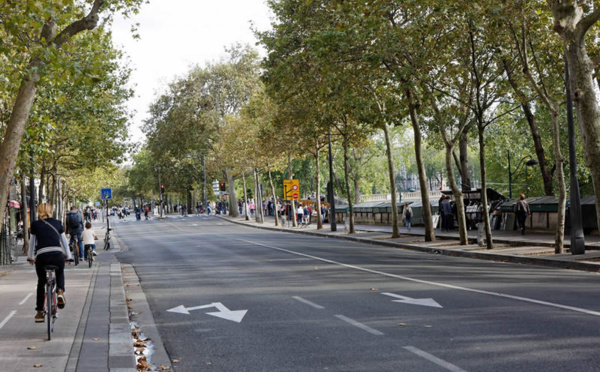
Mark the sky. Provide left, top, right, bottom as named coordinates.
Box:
left=110, top=0, right=273, bottom=143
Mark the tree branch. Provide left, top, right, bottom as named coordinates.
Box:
left=52, top=0, right=104, bottom=48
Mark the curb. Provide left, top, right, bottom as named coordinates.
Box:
left=220, top=216, right=600, bottom=273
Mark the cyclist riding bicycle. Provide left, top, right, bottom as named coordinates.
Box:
left=27, top=203, right=73, bottom=322
left=66, top=205, right=84, bottom=259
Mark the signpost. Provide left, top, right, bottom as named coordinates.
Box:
left=283, top=179, right=300, bottom=200
left=101, top=188, right=112, bottom=230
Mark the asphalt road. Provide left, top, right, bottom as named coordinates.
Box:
left=112, top=214, right=600, bottom=372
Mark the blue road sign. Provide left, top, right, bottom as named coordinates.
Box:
left=101, top=188, right=112, bottom=200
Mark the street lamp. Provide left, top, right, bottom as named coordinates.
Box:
left=508, top=152, right=539, bottom=199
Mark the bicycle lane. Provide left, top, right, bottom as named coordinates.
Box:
left=0, top=247, right=136, bottom=371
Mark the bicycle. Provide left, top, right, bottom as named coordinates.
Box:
left=43, top=265, right=58, bottom=340
left=84, top=244, right=94, bottom=268
left=103, top=228, right=111, bottom=250
left=69, top=241, right=79, bottom=266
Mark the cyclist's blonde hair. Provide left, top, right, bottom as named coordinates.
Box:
left=37, top=203, right=53, bottom=219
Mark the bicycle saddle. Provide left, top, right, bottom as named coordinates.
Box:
left=44, top=265, right=59, bottom=271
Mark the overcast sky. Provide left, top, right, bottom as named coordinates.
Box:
left=111, top=0, right=272, bottom=143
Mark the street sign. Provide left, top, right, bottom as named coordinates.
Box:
left=101, top=188, right=112, bottom=200
left=283, top=179, right=300, bottom=200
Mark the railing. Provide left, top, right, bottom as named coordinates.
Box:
left=360, top=190, right=442, bottom=203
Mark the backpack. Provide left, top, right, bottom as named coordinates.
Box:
left=68, top=212, right=82, bottom=230
left=405, top=208, right=412, bottom=219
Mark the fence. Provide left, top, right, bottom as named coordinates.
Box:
left=0, top=225, right=19, bottom=265
left=360, top=191, right=442, bottom=203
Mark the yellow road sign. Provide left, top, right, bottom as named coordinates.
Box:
left=283, top=179, right=300, bottom=200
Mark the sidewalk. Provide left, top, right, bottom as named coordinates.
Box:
left=0, top=227, right=137, bottom=372
left=221, top=214, right=600, bottom=272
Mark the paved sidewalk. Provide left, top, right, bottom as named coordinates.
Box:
left=221, top=214, right=600, bottom=272
left=0, top=227, right=136, bottom=372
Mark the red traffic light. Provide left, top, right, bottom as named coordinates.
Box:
left=160, top=184, right=165, bottom=193
left=219, top=182, right=226, bottom=191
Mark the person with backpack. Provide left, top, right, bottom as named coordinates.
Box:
left=66, top=205, right=84, bottom=259
left=403, top=202, right=413, bottom=232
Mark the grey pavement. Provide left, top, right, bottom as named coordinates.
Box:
left=220, top=213, right=600, bottom=272
left=0, top=225, right=137, bottom=372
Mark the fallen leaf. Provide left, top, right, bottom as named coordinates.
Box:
left=126, top=298, right=132, bottom=302
left=33, top=365, right=42, bottom=368
left=93, top=338, right=100, bottom=341
left=397, top=323, right=407, bottom=327
left=27, top=346, right=37, bottom=350
left=128, top=305, right=133, bottom=309
left=370, top=288, right=378, bottom=291
left=314, top=267, right=318, bottom=270
left=424, top=325, right=433, bottom=328
left=158, top=365, right=171, bottom=370
left=172, top=359, right=179, bottom=363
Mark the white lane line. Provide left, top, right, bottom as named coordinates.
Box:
left=239, top=239, right=600, bottom=318
left=19, top=293, right=33, bottom=305
left=404, top=346, right=468, bottom=372
left=335, top=314, right=384, bottom=336
left=292, top=296, right=325, bottom=309
left=0, top=311, right=17, bottom=330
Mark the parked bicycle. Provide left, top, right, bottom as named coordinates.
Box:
left=103, top=228, right=112, bottom=250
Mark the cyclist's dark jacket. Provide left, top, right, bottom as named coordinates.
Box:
left=27, top=218, right=72, bottom=259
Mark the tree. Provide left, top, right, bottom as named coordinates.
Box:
left=0, top=0, right=143, bottom=231
left=547, top=1, right=600, bottom=233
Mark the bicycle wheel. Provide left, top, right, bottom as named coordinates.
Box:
left=71, top=243, right=79, bottom=266
left=46, top=281, right=53, bottom=340
left=88, top=247, right=93, bottom=268
left=104, top=234, right=110, bottom=250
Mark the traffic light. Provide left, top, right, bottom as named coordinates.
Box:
left=219, top=182, right=226, bottom=192
left=160, top=184, right=165, bottom=194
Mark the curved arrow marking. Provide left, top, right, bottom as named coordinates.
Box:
left=167, top=302, right=248, bottom=323
left=382, top=293, right=443, bottom=308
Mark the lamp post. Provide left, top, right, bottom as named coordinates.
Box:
left=508, top=152, right=539, bottom=199
left=328, top=131, right=337, bottom=231
left=203, top=154, right=207, bottom=211
left=564, top=51, right=585, bottom=255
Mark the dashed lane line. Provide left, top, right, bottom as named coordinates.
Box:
left=335, top=315, right=384, bottom=336
left=239, top=239, right=600, bottom=318
left=0, top=311, right=17, bottom=330
left=19, top=293, right=33, bottom=305
left=403, top=346, right=468, bottom=372
left=292, top=296, right=325, bottom=309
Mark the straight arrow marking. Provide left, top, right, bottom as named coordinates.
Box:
left=382, top=292, right=443, bottom=308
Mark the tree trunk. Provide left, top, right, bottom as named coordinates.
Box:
left=383, top=122, right=400, bottom=238
left=477, top=125, right=494, bottom=249
left=242, top=171, right=250, bottom=220
left=342, top=134, right=355, bottom=234
left=20, top=174, right=29, bottom=255
left=503, top=58, right=553, bottom=196
left=225, top=170, right=239, bottom=217
left=551, top=113, right=566, bottom=253
left=267, top=165, right=280, bottom=227
left=549, top=2, right=600, bottom=234
left=253, top=168, right=263, bottom=223
left=445, top=144, right=468, bottom=245
left=459, top=131, right=471, bottom=191
left=314, top=146, right=323, bottom=230
left=406, top=89, right=435, bottom=241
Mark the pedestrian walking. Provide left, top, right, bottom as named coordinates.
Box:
left=403, top=202, right=413, bottom=231
left=515, top=193, right=531, bottom=235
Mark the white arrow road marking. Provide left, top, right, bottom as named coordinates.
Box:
left=382, top=292, right=443, bottom=308
left=167, top=302, right=248, bottom=323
